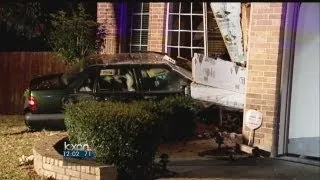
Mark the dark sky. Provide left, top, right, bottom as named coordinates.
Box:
left=0, top=0, right=97, bottom=51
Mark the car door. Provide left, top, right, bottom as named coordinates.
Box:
left=66, top=66, right=99, bottom=104
left=94, top=65, right=141, bottom=102
left=135, top=64, right=190, bottom=101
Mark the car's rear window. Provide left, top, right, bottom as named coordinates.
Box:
left=61, top=63, right=84, bottom=86
left=30, top=75, right=65, bottom=90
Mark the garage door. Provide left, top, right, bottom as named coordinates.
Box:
left=287, top=3, right=320, bottom=158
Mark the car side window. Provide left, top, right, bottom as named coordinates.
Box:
left=78, top=72, right=96, bottom=93
left=98, top=67, right=136, bottom=92
left=139, top=66, right=188, bottom=92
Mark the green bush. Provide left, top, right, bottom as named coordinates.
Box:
left=153, top=95, right=202, bottom=141
left=49, top=3, right=106, bottom=66
left=64, top=95, right=201, bottom=179
left=65, top=100, right=159, bottom=179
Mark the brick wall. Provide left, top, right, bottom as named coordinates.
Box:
left=33, top=134, right=117, bottom=180
left=97, top=3, right=119, bottom=54
left=243, top=3, right=286, bottom=153
left=148, top=3, right=166, bottom=52
left=97, top=2, right=166, bottom=54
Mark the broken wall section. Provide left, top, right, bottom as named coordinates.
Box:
left=210, top=3, right=245, bottom=64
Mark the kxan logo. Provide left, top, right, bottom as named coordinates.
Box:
left=63, top=142, right=94, bottom=158
left=64, top=142, right=92, bottom=151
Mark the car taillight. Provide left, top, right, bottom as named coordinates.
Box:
left=28, top=96, right=38, bottom=111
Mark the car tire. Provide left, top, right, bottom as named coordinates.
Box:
left=24, top=112, right=44, bottom=131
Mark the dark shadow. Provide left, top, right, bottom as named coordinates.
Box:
left=3, top=129, right=36, bottom=135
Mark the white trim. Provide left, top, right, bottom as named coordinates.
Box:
left=167, top=45, right=204, bottom=49
left=203, top=2, right=208, bottom=57
left=139, top=3, right=143, bottom=51
left=131, top=29, right=149, bottom=31
left=167, top=29, right=204, bottom=33
left=178, top=3, right=181, bottom=57
left=168, top=13, right=204, bottom=16
left=190, top=3, right=193, bottom=58
left=165, top=3, right=170, bottom=54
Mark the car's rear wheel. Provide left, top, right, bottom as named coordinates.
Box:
left=24, top=112, right=44, bottom=131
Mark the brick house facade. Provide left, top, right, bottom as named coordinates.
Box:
left=244, top=3, right=285, bottom=154
left=97, top=2, right=227, bottom=58
left=97, top=2, right=319, bottom=160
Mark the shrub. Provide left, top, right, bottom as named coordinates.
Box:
left=65, top=100, right=159, bottom=179
left=152, top=95, right=202, bottom=141
left=64, top=95, right=201, bottom=179
left=49, top=3, right=106, bottom=66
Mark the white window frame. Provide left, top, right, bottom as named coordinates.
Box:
left=165, top=2, right=208, bottom=59
left=129, top=3, right=149, bottom=52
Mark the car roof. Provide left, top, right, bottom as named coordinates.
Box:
left=85, top=52, right=167, bottom=65
left=83, top=52, right=192, bottom=80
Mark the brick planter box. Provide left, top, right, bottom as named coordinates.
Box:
left=33, top=134, right=117, bottom=180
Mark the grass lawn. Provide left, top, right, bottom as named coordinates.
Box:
left=0, top=116, right=65, bottom=180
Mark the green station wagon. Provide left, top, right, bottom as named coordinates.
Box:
left=24, top=52, right=193, bottom=129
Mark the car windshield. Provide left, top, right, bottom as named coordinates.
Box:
left=61, top=63, right=84, bottom=86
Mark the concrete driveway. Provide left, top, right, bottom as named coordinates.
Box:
left=156, top=157, right=320, bottom=180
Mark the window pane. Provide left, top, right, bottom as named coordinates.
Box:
left=169, top=3, right=180, bottom=13
left=134, top=3, right=142, bottom=13
left=132, top=15, right=141, bottom=29
left=180, top=15, right=191, bottom=30
left=99, top=68, right=136, bottom=92
left=167, top=31, right=179, bottom=46
left=131, top=46, right=140, bottom=52
left=142, top=3, right=149, bottom=13
left=180, top=32, right=191, bottom=46
left=192, top=2, right=203, bottom=14
left=142, top=15, right=149, bottom=29
left=193, top=48, right=204, bottom=56
left=181, top=3, right=191, bottom=13
left=192, top=16, right=204, bottom=30
left=141, top=31, right=148, bottom=45
left=131, top=30, right=141, bottom=44
left=180, top=48, right=192, bottom=60
left=140, top=46, right=148, bottom=51
left=167, top=47, right=178, bottom=57
left=168, top=15, right=179, bottom=30
left=140, top=67, right=188, bottom=92
left=193, top=32, right=204, bottom=47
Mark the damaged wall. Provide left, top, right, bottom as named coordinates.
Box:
left=241, top=3, right=251, bottom=55
left=210, top=3, right=245, bottom=63
left=191, top=53, right=245, bottom=110
left=207, top=10, right=229, bottom=57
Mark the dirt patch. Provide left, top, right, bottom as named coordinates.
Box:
left=156, top=139, right=218, bottom=161
left=156, top=116, right=245, bottom=162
